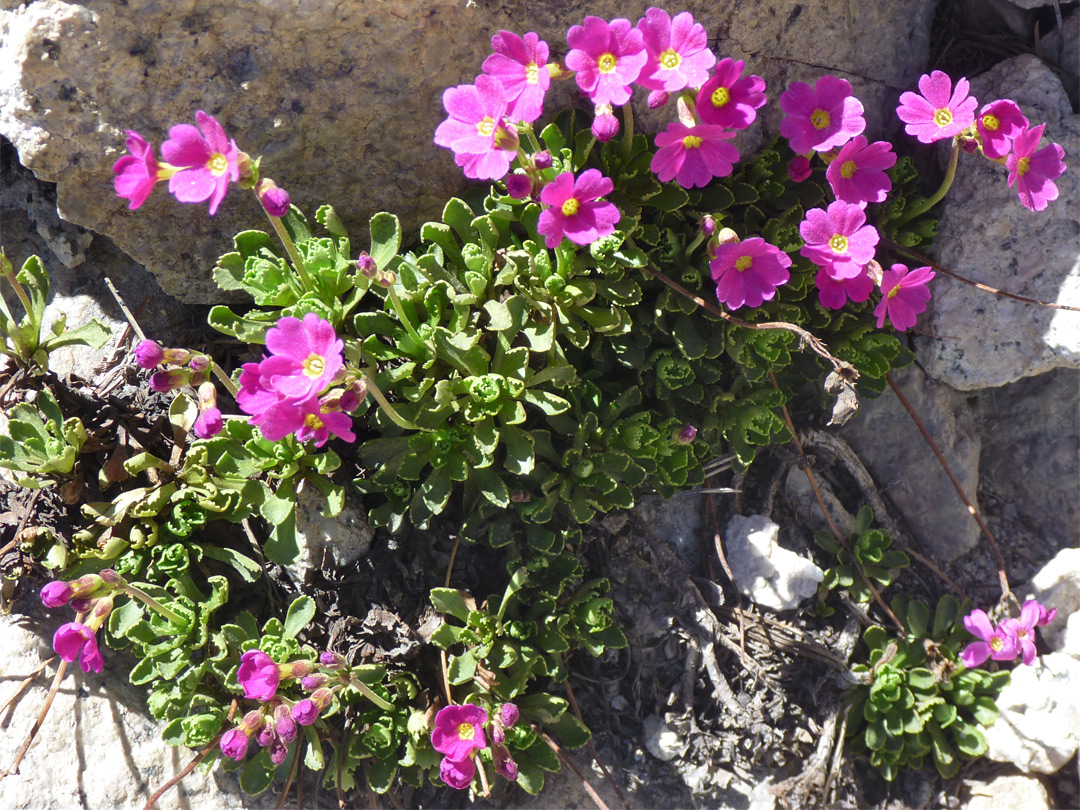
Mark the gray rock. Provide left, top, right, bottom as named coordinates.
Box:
left=1041, top=10, right=1078, bottom=108
left=642, top=714, right=683, bottom=762
left=285, top=478, right=373, bottom=587
left=916, top=54, right=1080, bottom=391
left=1027, top=547, right=1080, bottom=656
left=0, top=0, right=936, bottom=303
left=963, top=774, right=1050, bottom=810
left=841, top=364, right=982, bottom=562
left=723, top=514, right=823, bottom=611
left=983, top=652, right=1080, bottom=774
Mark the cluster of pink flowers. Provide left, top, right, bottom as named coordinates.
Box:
left=897, top=71, right=1066, bottom=212
left=134, top=339, right=223, bottom=439
left=221, top=649, right=348, bottom=763
left=431, top=702, right=520, bottom=789
left=961, top=599, right=1056, bottom=669
left=236, top=314, right=360, bottom=447
left=40, top=571, right=125, bottom=673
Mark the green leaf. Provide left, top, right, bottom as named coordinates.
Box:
left=239, top=749, right=276, bottom=795
left=197, top=544, right=262, bottom=583
left=517, top=693, right=568, bottom=723
left=429, top=588, right=471, bottom=623
left=644, top=183, right=689, bottom=212
left=42, top=318, right=111, bottom=352
left=515, top=757, right=545, bottom=795
left=369, top=212, right=401, bottom=271
left=283, top=595, right=316, bottom=640
left=548, top=711, right=592, bottom=749
left=169, top=392, right=198, bottom=433
left=448, top=650, right=478, bottom=684
left=907, top=668, right=936, bottom=691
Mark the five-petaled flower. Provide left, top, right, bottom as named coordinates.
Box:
left=815, top=267, right=875, bottom=310
left=710, top=237, right=792, bottom=311
left=635, top=8, right=715, bottom=93
left=896, top=70, right=978, bottom=144
left=960, top=609, right=1019, bottom=668
left=873, top=263, right=935, bottom=332
left=432, top=703, right=490, bottom=762
left=825, top=136, right=896, bottom=207
left=160, top=111, right=241, bottom=215
left=799, top=201, right=879, bottom=279
left=1006, top=123, right=1067, bottom=212
left=976, top=99, right=1028, bottom=160
left=434, top=75, right=517, bottom=181
left=779, top=76, right=866, bottom=154
left=237, top=649, right=281, bottom=701
left=695, top=58, right=767, bottom=130
left=1000, top=599, right=1043, bottom=666
left=482, top=31, right=551, bottom=124
left=565, top=16, right=648, bottom=107
left=536, top=169, right=621, bottom=249
left=113, top=131, right=176, bottom=210
left=651, top=122, right=739, bottom=189
left=54, top=621, right=106, bottom=674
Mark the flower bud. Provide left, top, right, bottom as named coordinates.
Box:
left=356, top=252, right=378, bottom=279
left=546, top=61, right=571, bottom=80
left=236, top=151, right=258, bottom=189
left=149, top=368, right=191, bottom=393
left=319, top=650, right=347, bottom=670
left=255, top=719, right=277, bottom=748
left=377, top=270, right=396, bottom=288
left=505, top=174, right=532, bottom=200
left=257, top=178, right=291, bottom=218
left=291, top=698, right=320, bottom=726
left=700, top=215, right=716, bottom=237
left=187, top=354, right=211, bottom=373
left=531, top=150, right=553, bottom=170
left=647, top=90, right=669, bottom=109
left=336, top=381, right=366, bottom=413
left=787, top=155, right=812, bottom=183
left=41, top=581, right=74, bottom=608
left=240, top=709, right=265, bottom=734
left=98, top=569, right=124, bottom=586
left=959, top=136, right=979, bottom=154
left=498, top=703, right=520, bottom=729
left=301, top=673, right=330, bottom=691
left=716, top=227, right=740, bottom=245
left=493, top=120, right=520, bottom=152
left=274, top=704, right=299, bottom=742
left=220, top=727, right=250, bottom=761
left=592, top=104, right=619, bottom=142
left=673, top=424, right=697, bottom=445
left=494, top=745, right=518, bottom=781
left=195, top=381, right=217, bottom=411
left=134, top=340, right=164, bottom=369
left=268, top=737, right=289, bottom=765
left=192, top=407, right=223, bottom=439
left=70, top=597, right=93, bottom=613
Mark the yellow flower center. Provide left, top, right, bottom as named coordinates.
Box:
left=990, top=636, right=1003, bottom=651
left=735, top=255, right=753, bottom=272
left=525, top=62, right=540, bottom=85
left=476, top=117, right=495, bottom=137
left=457, top=723, right=475, bottom=740
left=659, top=48, right=681, bottom=70
left=811, top=109, right=831, bottom=130
left=711, top=86, right=730, bottom=108
left=933, top=108, right=953, bottom=127
left=829, top=234, right=848, bottom=254
left=597, top=53, right=617, bottom=74
left=561, top=198, right=580, bottom=217
left=982, top=114, right=999, bottom=131
left=303, top=354, right=326, bottom=378
left=304, top=413, right=324, bottom=430
left=840, top=160, right=858, bottom=179
left=682, top=135, right=703, bottom=149
left=207, top=153, right=229, bottom=176
left=1017, top=156, right=1030, bottom=176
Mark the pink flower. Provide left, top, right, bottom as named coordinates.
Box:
left=260, top=314, right=345, bottom=403
left=237, top=650, right=280, bottom=701
left=565, top=17, right=648, bottom=106
left=1000, top=599, right=1043, bottom=666
left=897, top=71, right=977, bottom=144
left=779, top=76, right=865, bottom=154
left=219, top=727, right=251, bottom=761
left=1036, top=602, right=1057, bottom=627
left=961, top=609, right=1020, bottom=668
left=41, top=581, right=74, bottom=608
left=874, top=264, right=935, bottom=332
left=257, top=179, right=291, bottom=218
left=295, top=397, right=356, bottom=447
left=193, top=406, right=223, bottom=439
left=134, top=339, right=165, bottom=369
left=976, top=99, right=1029, bottom=159
left=1006, top=123, right=1067, bottom=212
left=160, top=111, right=241, bottom=216
left=434, top=75, right=516, bottom=181
left=815, top=267, right=875, bottom=310
left=431, top=704, right=489, bottom=762
left=825, top=136, right=896, bottom=207
left=113, top=131, right=169, bottom=210
left=494, top=745, right=519, bottom=781
left=505, top=174, right=532, bottom=199
left=710, top=237, right=792, bottom=310
left=591, top=104, right=620, bottom=142
left=482, top=31, right=550, bottom=123
left=799, top=201, right=879, bottom=279
left=696, top=59, right=767, bottom=130
left=440, top=755, right=476, bottom=790
left=53, top=622, right=104, bottom=673
left=635, top=8, right=715, bottom=93
left=291, top=699, right=320, bottom=726
left=651, top=122, right=739, bottom=189
left=536, top=169, right=621, bottom=249
left=787, top=155, right=812, bottom=183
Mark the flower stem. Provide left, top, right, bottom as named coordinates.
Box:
left=266, top=212, right=315, bottom=292
left=523, top=124, right=542, bottom=156
left=385, top=286, right=428, bottom=356
left=897, top=139, right=960, bottom=225
left=210, top=361, right=239, bottom=397
left=123, top=584, right=187, bottom=626
left=360, top=369, right=428, bottom=432
left=1, top=266, right=35, bottom=328
left=621, top=101, right=635, bottom=163
left=347, top=677, right=394, bottom=712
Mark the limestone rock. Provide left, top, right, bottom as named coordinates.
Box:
left=916, top=54, right=1080, bottom=390
left=841, top=364, right=981, bottom=562
left=983, top=652, right=1080, bottom=774
left=285, top=478, right=373, bottom=587
left=642, top=715, right=683, bottom=762
left=1028, top=546, right=1080, bottom=656
left=963, top=774, right=1050, bottom=810
left=723, top=514, right=823, bottom=611
left=0, top=0, right=936, bottom=303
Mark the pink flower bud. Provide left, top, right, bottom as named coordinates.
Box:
left=532, top=151, right=553, bottom=170
left=187, top=354, right=211, bottom=373
left=291, top=698, right=320, bottom=726
left=257, top=178, right=291, bottom=218
left=647, top=90, right=670, bottom=109
left=301, top=673, right=330, bottom=691
left=673, top=424, right=697, bottom=445
left=269, top=736, right=289, bottom=765
left=220, top=727, right=250, bottom=761
left=319, top=650, right=347, bottom=669
left=336, top=382, right=366, bottom=413
left=70, top=597, right=93, bottom=612
left=356, top=252, right=378, bottom=279
left=162, top=348, right=193, bottom=365
left=255, top=720, right=277, bottom=748
left=149, top=368, right=190, bottom=393
left=505, top=174, right=532, bottom=200
left=592, top=105, right=620, bottom=142
left=788, top=155, right=812, bottom=183
left=41, top=581, right=75, bottom=608
left=700, top=215, right=716, bottom=237
left=134, top=340, right=164, bottom=369
left=494, top=745, right=518, bottom=781
left=274, top=704, right=299, bottom=742
left=498, top=703, right=520, bottom=728
left=284, top=659, right=315, bottom=679
left=192, top=407, right=223, bottom=438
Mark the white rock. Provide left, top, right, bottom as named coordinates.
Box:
left=642, top=715, right=683, bottom=762
left=1028, top=546, right=1080, bottom=656
left=284, top=478, right=373, bottom=587
left=723, top=515, right=824, bottom=611
left=984, top=652, right=1080, bottom=773
left=964, top=774, right=1050, bottom=810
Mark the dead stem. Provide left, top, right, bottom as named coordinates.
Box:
left=0, top=655, right=57, bottom=717
left=538, top=729, right=612, bottom=810
left=563, top=680, right=632, bottom=810
left=703, top=474, right=748, bottom=662
left=439, top=534, right=463, bottom=707
left=275, top=737, right=303, bottom=810
left=886, top=372, right=1011, bottom=600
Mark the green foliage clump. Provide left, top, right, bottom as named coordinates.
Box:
left=814, top=506, right=911, bottom=612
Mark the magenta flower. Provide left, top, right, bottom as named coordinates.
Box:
left=192, top=407, right=223, bottom=439
left=1036, top=602, right=1057, bottom=627
left=505, top=173, right=532, bottom=199
left=263, top=314, right=345, bottom=402
left=113, top=131, right=169, bottom=210
left=825, top=136, right=896, bottom=207
left=291, top=699, right=320, bottom=726
left=896, top=71, right=978, bottom=144
left=696, top=58, right=767, bottom=130
left=53, top=622, right=104, bottom=673
left=799, top=201, right=879, bottom=279
left=160, top=111, right=241, bottom=215
left=565, top=16, right=647, bottom=107
left=482, top=31, right=550, bottom=123
left=219, top=727, right=251, bottom=761
left=237, top=650, right=280, bottom=701
left=874, top=264, right=935, bottom=332
left=787, top=155, right=812, bottom=183
left=779, top=76, right=865, bottom=154
left=1006, top=123, right=1067, bottom=212
left=976, top=99, right=1029, bottom=159
left=635, top=8, right=715, bottom=93
left=257, top=179, right=291, bottom=218
left=961, top=609, right=1020, bottom=668
left=295, top=397, right=356, bottom=447
left=536, top=169, right=621, bottom=249
left=710, top=238, right=792, bottom=311
left=41, top=581, right=74, bottom=608
left=1001, top=599, right=1043, bottom=666
left=651, top=122, right=739, bottom=189
left=592, top=104, right=620, bottom=142
left=432, top=704, right=489, bottom=762
left=134, top=339, right=165, bottom=369
left=440, top=755, right=477, bottom=790
left=815, top=267, right=875, bottom=310
left=434, top=74, right=516, bottom=181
